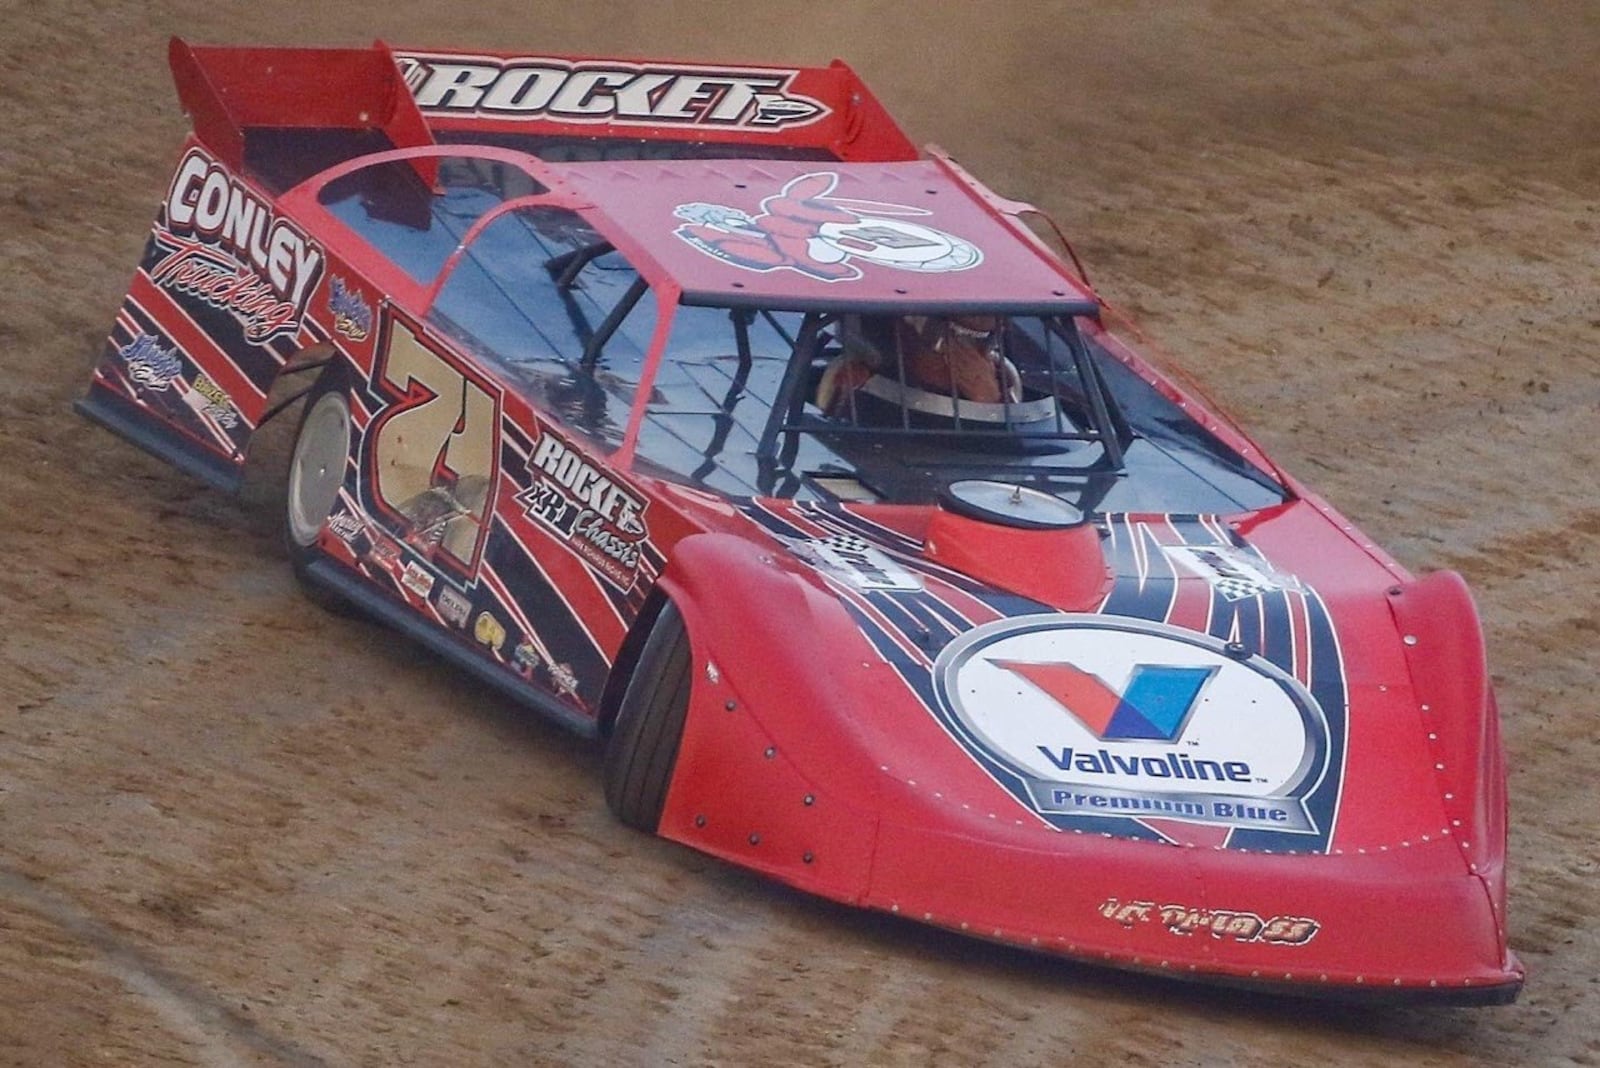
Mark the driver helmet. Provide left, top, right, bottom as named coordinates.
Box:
left=817, top=314, right=1032, bottom=422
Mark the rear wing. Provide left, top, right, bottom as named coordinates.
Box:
left=169, top=37, right=917, bottom=177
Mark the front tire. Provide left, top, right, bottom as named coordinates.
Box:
left=603, top=600, right=692, bottom=831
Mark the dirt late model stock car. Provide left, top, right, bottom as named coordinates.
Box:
left=78, top=39, right=1521, bottom=1004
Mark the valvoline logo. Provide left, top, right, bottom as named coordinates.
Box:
left=932, top=615, right=1333, bottom=836
left=993, top=661, right=1217, bottom=742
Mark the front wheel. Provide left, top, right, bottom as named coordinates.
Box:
left=603, top=600, right=692, bottom=832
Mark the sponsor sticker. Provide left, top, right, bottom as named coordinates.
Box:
left=400, top=560, right=436, bottom=599
left=1163, top=543, right=1290, bottom=602
left=327, top=510, right=367, bottom=544
left=368, top=538, right=402, bottom=570
left=789, top=533, right=921, bottom=592
left=329, top=276, right=373, bottom=342
left=548, top=661, right=579, bottom=697
left=512, top=641, right=543, bottom=676
left=514, top=429, right=649, bottom=590
left=674, top=171, right=983, bottom=283
left=151, top=147, right=324, bottom=343
left=507, top=639, right=576, bottom=695
left=1099, top=897, right=1319, bottom=947
left=396, top=53, right=830, bottom=130
left=436, top=585, right=471, bottom=628
left=120, top=333, right=183, bottom=391
left=190, top=374, right=239, bottom=429
left=473, top=611, right=506, bottom=652
left=932, top=614, right=1333, bottom=835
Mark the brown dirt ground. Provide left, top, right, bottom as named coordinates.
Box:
left=2, top=2, right=1597, bottom=1065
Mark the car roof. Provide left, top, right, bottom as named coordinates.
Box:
left=553, top=158, right=1099, bottom=316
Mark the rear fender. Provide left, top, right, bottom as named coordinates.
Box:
left=80, top=138, right=335, bottom=491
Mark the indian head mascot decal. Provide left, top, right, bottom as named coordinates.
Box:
left=673, top=172, right=983, bottom=282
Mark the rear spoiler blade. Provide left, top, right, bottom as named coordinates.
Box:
left=168, top=37, right=435, bottom=174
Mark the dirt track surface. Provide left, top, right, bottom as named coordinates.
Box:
left=3, top=2, right=1597, bottom=1064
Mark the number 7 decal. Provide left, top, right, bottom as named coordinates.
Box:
left=367, top=316, right=500, bottom=576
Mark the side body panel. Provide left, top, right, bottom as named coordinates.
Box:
left=305, top=304, right=679, bottom=726
left=80, top=136, right=686, bottom=726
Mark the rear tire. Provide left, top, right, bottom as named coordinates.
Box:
left=603, top=600, right=692, bottom=832
left=284, top=373, right=359, bottom=615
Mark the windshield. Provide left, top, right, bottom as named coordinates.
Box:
left=633, top=304, right=1286, bottom=514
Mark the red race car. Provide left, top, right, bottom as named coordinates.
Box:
left=80, top=39, right=1522, bottom=1004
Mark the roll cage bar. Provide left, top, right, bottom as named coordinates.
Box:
left=545, top=239, right=1131, bottom=481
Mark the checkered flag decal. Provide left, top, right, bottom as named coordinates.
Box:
left=1212, top=574, right=1276, bottom=602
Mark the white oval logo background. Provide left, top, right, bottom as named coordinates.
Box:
left=813, top=219, right=983, bottom=273
left=933, top=615, right=1330, bottom=828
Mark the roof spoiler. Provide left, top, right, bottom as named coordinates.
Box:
left=382, top=45, right=918, bottom=162
left=168, top=37, right=435, bottom=173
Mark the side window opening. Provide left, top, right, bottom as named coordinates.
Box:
left=426, top=206, right=657, bottom=451
left=317, top=156, right=549, bottom=287
left=244, top=127, right=399, bottom=195
left=632, top=305, right=808, bottom=497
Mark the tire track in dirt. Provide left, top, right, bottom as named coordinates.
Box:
left=0, top=868, right=325, bottom=1067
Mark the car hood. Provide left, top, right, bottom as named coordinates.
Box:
left=647, top=490, right=1513, bottom=997
left=723, top=494, right=1485, bottom=860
